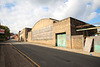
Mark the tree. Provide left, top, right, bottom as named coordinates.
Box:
left=0, top=25, right=10, bottom=40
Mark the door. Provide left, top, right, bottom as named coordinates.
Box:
left=57, top=33, right=66, bottom=47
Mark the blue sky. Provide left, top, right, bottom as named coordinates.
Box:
left=88, top=8, right=100, bottom=24
left=88, top=15, right=100, bottom=24
left=0, top=0, right=100, bottom=33
left=95, top=8, right=100, bottom=13
left=5, top=3, right=15, bottom=9
left=42, top=7, right=49, bottom=11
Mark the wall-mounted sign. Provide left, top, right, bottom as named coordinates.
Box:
left=0, top=29, right=5, bottom=34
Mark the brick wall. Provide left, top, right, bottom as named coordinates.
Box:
left=28, top=17, right=96, bottom=49
left=71, top=35, right=84, bottom=49
left=53, top=18, right=72, bottom=48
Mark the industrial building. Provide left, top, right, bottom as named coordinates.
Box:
left=18, top=28, right=32, bottom=42
left=27, top=17, right=97, bottom=49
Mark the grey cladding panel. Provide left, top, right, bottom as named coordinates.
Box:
left=32, top=25, right=53, bottom=40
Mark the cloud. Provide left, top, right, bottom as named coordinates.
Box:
left=42, top=7, right=49, bottom=11
left=87, top=12, right=97, bottom=21
left=92, top=0, right=100, bottom=10
left=52, top=0, right=100, bottom=20
left=0, top=0, right=100, bottom=33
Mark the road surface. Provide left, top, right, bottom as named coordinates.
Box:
left=10, top=40, right=100, bottom=67
left=0, top=41, right=34, bottom=67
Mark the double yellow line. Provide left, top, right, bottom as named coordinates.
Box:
left=9, top=43, right=40, bottom=67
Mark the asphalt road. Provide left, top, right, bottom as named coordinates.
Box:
left=0, top=42, right=34, bottom=67
left=10, top=41, right=100, bottom=67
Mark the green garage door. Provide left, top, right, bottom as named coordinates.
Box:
left=57, top=33, right=66, bottom=47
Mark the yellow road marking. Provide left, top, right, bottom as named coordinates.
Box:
left=8, top=43, right=40, bottom=67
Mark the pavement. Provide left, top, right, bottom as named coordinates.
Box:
left=0, top=41, right=34, bottom=67
left=9, top=39, right=100, bottom=67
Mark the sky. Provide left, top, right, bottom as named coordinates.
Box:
left=0, top=0, right=100, bottom=34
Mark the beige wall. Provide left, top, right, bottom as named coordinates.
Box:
left=28, top=17, right=94, bottom=49
left=72, top=35, right=84, bottom=49
left=53, top=18, right=71, bottom=48
left=27, top=31, right=32, bottom=42
left=29, top=18, right=55, bottom=46
left=18, top=31, right=21, bottom=41
left=30, top=40, right=55, bottom=46
left=30, top=18, right=72, bottom=47
left=19, top=28, right=31, bottom=42
left=19, top=29, right=25, bottom=41
left=29, top=17, right=72, bottom=48
left=32, top=18, right=54, bottom=31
